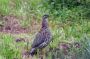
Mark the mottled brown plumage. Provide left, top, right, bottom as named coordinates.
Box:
left=30, top=15, right=52, bottom=56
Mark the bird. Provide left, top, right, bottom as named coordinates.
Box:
left=29, top=14, right=52, bottom=57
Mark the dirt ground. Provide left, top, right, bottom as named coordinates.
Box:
left=0, top=14, right=40, bottom=34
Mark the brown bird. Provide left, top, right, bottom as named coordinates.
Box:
left=29, top=14, right=52, bottom=58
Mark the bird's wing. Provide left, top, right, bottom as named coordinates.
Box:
left=31, top=29, right=52, bottom=48
left=31, top=30, right=44, bottom=48
left=38, top=29, right=52, bottom=48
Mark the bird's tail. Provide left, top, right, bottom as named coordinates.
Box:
left=29, top=48, right=37, bottom=56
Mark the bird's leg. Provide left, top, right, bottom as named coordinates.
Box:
left=37, top=49, right=40, bottom=58
left=38, top=49, right=43, bottom=59
left=42, top=48, right=46, bottom=59
left=39, top=49, right=46, bottom=59
left=27, top=40, right=29, bottom=57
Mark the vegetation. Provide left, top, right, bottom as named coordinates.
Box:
left=0, top=0, right=90, bottom=59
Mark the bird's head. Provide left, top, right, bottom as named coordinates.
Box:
left=42, top=14, right=49, bottom=20
left=42, top=14, right=49, bottom=29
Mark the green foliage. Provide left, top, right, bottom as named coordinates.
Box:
left=0, top=0, right=9, bottom=15
left=0, top=0, right=90, bottom=59
left=0, top=34, right=21, bottom=59
left=41, top=0, right=90, bottom=22
left=50, top=27, right=65, bottom=48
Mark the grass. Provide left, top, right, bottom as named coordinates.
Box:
left=0, top=33, right=21, bottom=59
left=0, top=0, right=90, bottom=59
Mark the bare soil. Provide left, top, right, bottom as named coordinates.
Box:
left=0, top=15, right=40, bottom=34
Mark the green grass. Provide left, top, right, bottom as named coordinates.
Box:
left=0, top=33, right=20, bottom=59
